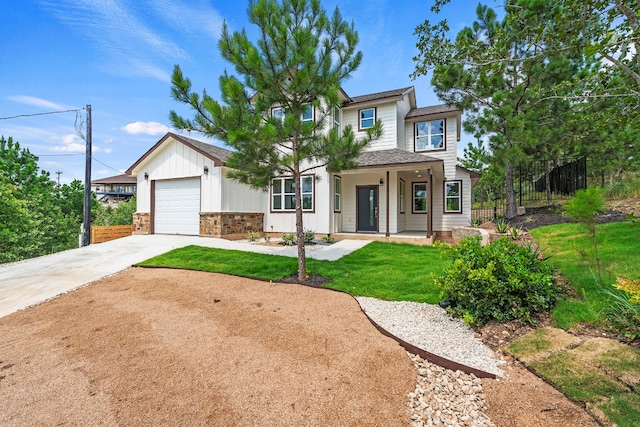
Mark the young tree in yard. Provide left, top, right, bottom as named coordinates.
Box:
left=170, top=0, right=381, bottom=280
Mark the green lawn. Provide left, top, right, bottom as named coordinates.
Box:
left=137, top=241, right=445, bottom=303
left=530, top=221, right=640, bottom=329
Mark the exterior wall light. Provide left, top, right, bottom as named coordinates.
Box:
left=204, top=165, right=209, bottom=175
left=379, top=178, right=384, bottom=186
left=144, top=172, right=149, bottom=180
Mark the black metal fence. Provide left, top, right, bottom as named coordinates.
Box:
left=471, top=157, right=587, bottom=223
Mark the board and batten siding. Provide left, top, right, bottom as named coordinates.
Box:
left=404, top=116, right=459, bottom=179
left=342, top=102, right=399, bottom=151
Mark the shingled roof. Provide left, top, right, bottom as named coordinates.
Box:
left=355, top=149, right=442, bottom=168
left=406, top=104, right=462, bottom=119
left=91, top=174, right=137, bottom=185
left=343, top=87, right=414, bottom=107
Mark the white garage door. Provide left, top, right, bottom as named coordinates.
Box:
left=155, top=178, right=201, bottom=235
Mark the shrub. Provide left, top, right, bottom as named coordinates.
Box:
left=321, top=234, right=335, bottom=244
left=303, top=229, right=315, bottom=243
left=434, top=237, right=561, bottom=326
left=280, top=233, right=296, bottom=246
left=602, top=278, right=640, bottom=342
left=246, top=231, right=260, bottom=242
left=494, top=218, right=508, bottom=233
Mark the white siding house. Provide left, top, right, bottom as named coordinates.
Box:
left=127, top=86, right=478, bottom=241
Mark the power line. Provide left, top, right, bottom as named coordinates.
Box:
left=0, top=108, right=83, bottom=121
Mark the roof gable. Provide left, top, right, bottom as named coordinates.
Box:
left=126, top=132, right=232, bottom=175
left=342, top=87, right=415, bottom=108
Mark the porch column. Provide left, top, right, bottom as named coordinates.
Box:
left=426, top=171, right=433, bottom=238
left=385, top=170, right=390, bottom=237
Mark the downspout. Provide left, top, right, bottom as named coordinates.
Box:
left=385, top=170, right=390, bottom=237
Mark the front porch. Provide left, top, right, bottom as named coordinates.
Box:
left=332, top=230, right=455, bottom=246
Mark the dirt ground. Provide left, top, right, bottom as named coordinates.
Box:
left=0, top=267, right=601, bottom=426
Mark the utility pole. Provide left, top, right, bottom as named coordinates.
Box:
left=82, top=104, right=92, bottom=246
left=55, top=170, right=62, bottom=186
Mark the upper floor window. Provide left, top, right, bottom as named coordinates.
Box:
left=359, top=108, right=375, bottom=130
left=444, top=181, right=462, bottom=213
left=272, top=107, right=285, bottom=123
left=272, top=105, right=313, bottom=124
left=271, top=175, right=314, bottom=212
left=333, top=105, right=340, bottom=133
left=302, top=104, right=313, bottom=124
left=415, top=119, right=445, bottom=151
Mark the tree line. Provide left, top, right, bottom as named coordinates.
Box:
left=0, top=136, right=134, bottom=264
left=413, top=0, right=640, bottom=217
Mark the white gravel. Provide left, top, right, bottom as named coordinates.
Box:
left=356, top=297, right=505, bottom=377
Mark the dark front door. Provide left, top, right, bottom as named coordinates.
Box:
left=357, top=186, right=378, bottom=232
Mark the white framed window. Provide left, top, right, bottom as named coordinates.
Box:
left=359, top=107, right=375, bottom=130
left=271, top=175, right=314, bottom=212
left=415, top=119, right=445, bottom=151
left=334, top=175, right=341, bottom=212
left=333, top=105, right=340, bottom=133
left=399, top=178, right=405, bottom=214
left=302, top=104, right=313, bottom=124
left=444, top=181, right=462, bottom=213
left=272, top=106, right=285, bottom=123
left=412, top=182, right=427, bottom=214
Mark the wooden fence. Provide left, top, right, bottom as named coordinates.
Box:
left=91, top=225, right=133, bottom=244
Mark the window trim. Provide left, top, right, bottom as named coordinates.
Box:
left=412, top=181, right=428, bottom=214
left=444, top=180, right=463, bottom=214
left=272, top=106, right=285, bottom=123
left=333, top=105, right=340, bottom=133
left=399, top=178, right=405, bottom=214
left=414, top=118, right=446, bottom=152
left=358, top=107, right=376, bottom=131
left=334, top=175, right=341, bottom=213
left=270, top=175, right=316, bottom=213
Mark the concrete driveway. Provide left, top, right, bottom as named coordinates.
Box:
left=0, top=235, right=369, bottom=319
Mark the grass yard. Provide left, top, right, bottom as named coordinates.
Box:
left=138, top=241, right=445, bottom=303
left=530, top=221, right=640, bottom=329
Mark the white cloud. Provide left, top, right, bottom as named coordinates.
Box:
left=8, top=95, right=69, bottom=111
left=123, top=121, right=171, bottom=135
left=51, top=134, right=102, bottom=153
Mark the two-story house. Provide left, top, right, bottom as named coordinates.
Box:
left=126, top=86, right=478, bottom=242
left=91, top=174, right=137, bottom=203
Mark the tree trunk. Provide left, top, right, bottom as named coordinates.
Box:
left=293, top=163, right=306, bottom=281
left=505, top=161, right=517, bottom=218
left=544, top=160, right=552, bottom=205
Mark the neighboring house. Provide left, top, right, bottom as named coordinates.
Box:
left=91, top=174, right=137, bottom=203
left=126, top=86, right=479, bottom=241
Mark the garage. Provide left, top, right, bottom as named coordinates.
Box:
left=154, top=178, right=201, bottom=235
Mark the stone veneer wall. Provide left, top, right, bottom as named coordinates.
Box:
left=132, top=212, right=150, bottom=235
left=200, top=212, right=264, bottom=237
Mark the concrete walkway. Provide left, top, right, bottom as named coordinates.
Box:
left=0, top=235, right=370, bottom=319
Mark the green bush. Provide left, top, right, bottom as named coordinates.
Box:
left=303, top=229, right=315, bottom=243
left=280, top=233, right=296, bottom=246
left=434, top=237, right=561, bottom=326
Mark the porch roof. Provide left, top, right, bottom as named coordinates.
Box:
left=354, top=149, right=443, bottom=168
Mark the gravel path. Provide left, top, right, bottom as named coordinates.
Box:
left=356, top=297, right=505, bottom=377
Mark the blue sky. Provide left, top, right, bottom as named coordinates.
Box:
left=1, top=0, right=485, bottom=184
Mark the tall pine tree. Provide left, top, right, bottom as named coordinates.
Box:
left=170, top=0, right=381, bottom=280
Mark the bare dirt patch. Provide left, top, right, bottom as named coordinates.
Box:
left=0, top=268, right=414, bottom=426
left=0, top=267, right=601, bottom=426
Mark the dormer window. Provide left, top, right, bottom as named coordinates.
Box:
left=415, top=119, right=445, bottom=151
left=359, top=108, right=375, bottom=130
